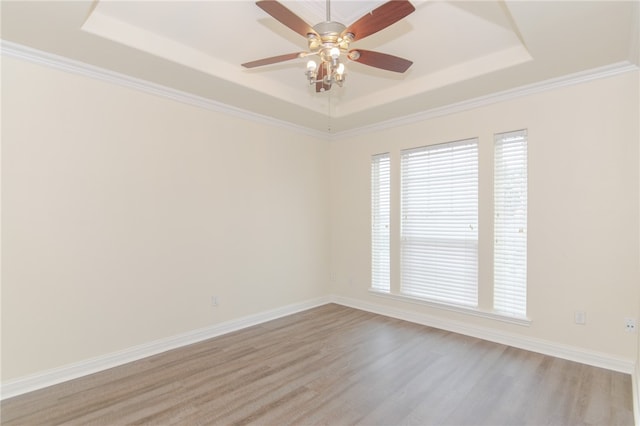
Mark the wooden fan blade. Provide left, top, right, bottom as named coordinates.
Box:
left=256, top=0, right=319, bottom=38
left=242, top=52, right=303, bottom=68
left=349, top=49, right=413, bottom=73
left=315, top=62, right=332, bottom=92
left=342, top=0, right=415, bottom=41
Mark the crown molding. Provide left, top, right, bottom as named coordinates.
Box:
left=330, top=61, right=639, bottom=140
left=2, top=40, right=637, bottom=141
left=0, top=40, right=329, bottom=141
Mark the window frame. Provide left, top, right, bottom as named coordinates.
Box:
left=399, top=138, right=479, bottom=308
left=493, top=129, right=528, bottom=318
left=371, top=153, right=391, bottom=293
left=368, top=132, right=531, bottom=326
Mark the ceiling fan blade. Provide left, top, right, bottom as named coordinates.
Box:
left=349, top=49, right=413, bottom=73
left=256, top=0, right=319, bottom=38
left=315, top=62, right=331, bottom=92
left=242, top=52, right=303, bottom=68
left=342, top=0, right=415, bottom=42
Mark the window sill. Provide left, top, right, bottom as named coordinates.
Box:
left=368, top=289, right=532, bottom=327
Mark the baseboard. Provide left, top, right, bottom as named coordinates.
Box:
left=2, top=294, right=635, bottom=402
left=0, top=296, right=331, bottom=400
left=633, top=362, right=640, bottom=426
left=330, top=295, right=635, bottom=374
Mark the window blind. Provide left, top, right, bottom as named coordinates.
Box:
left=371, top=153, right=391, bottom=292
left=401, top=139, right=478, bottom=307
left=494, top=130, right=528, bottom=316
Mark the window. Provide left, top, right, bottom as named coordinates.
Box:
left=494, top=130, right=528, bottom=316
left=370, top=131, right=529, bottom=323
left=371, top=153, right=390, bottom=292
left=400, top=139, right=478, bottom=307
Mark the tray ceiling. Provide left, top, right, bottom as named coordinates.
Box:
left=1, top=1, right=638, bottom=133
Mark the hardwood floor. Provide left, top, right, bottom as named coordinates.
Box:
left=1, top=304, right=634, bottom=425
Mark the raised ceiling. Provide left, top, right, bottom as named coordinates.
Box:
left=2, top=1, right=638, bottom=134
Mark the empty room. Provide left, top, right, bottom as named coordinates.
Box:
left=1, top=0, right=639, bottom=424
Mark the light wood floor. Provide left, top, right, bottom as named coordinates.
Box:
left=1, top=304, right=634, bottom=425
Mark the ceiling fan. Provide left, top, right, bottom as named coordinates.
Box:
left=241, top=0, right=415, bottom=92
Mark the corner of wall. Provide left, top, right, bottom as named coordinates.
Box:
left=633, top=362, right=640, bottom=426
left=0, top=296, right=333, bottom=400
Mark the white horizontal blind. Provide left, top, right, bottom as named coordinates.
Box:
left=494, top=130, right=528, bottom=316
left=401, top=139, right=478, bottom=307
left=371, top=153, right=391, bottom=292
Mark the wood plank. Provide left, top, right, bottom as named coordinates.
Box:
left=1, top=304, right=633, bottom=425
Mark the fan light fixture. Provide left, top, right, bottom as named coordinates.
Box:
left=306, top=57, right=345, bottom=91
left=242, top=0, right=415, bottom=93
left=304, top=29, right=350, bottom=91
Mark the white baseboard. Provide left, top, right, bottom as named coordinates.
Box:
left=633, top=362, right=640, bottom=426
left=0, top=296, right=331, bottom=400
left=334, top=295, right=638, bottom=423
left=2, top=294, right=635, bottom=403
left=330, top=295, right=635, bottom=374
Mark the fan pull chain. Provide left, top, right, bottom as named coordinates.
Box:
left=327, top=91, right=332, bottom=133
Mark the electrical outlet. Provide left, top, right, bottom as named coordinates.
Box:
left=625, top=318, right=636, bottom=333
left=211, top=296, right=218, bottom=307
left=574, top=311, right=586, bottom=325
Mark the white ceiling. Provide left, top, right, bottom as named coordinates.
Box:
left=2, top=1, right=638, bottom=133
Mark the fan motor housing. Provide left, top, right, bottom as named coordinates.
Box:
left=309, top=21, right=352, bottom=52
left=312, top=21, right=346, bottom=42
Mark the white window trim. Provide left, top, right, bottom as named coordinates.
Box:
left=369, top=289, right=531, bottom=326
left=371, top=153, right=391, bottom=292
left=494, top=129, right=528, bottom=317
left=400, top=138, right=479, bottom=307
left=369, top=131, right=530, bottom=326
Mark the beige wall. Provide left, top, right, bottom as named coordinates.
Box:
left=329, top=71, right=640, bottom=361
left=1, top=57, right=330, bottom=380
left=2, top=53, right=639, bottom=383
left=637, top=66, right=640, bottom=417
